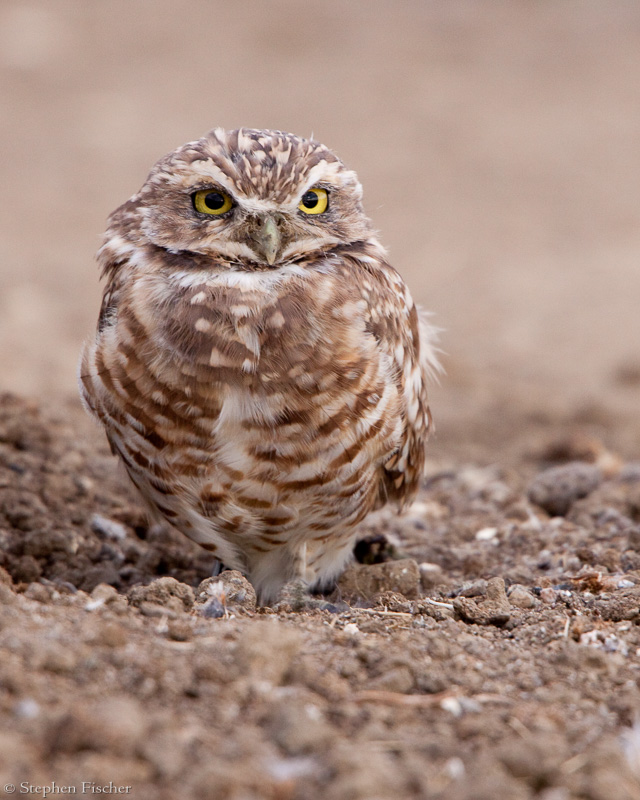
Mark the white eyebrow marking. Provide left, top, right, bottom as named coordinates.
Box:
left=188, top=161, right=239, bottom=197
left=236, top=197, right=289, bottom=213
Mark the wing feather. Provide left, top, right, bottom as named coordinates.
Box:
left=355, top=252, right=440, bottom=508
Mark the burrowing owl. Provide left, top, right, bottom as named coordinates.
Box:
left=79, top=128, right=439, bottom=603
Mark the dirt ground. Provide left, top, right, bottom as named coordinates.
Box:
left=2, top=2, right=640, bottom=799
left=3, top=394, right=640, bottom=800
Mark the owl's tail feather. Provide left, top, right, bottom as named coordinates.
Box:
left=417, top=307, right=444, bottom=384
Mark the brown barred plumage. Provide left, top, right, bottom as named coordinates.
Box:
left=79, top=128, right=439, bottom=603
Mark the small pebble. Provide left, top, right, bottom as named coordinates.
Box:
left=444, top=757, right=465, bottom=781
left=343, top=622, right=360, bottom=636
left=419, top=561, right=444, bottom=590
left=440, top=696, right=463, bottom=717
left=266, top=755, right=318, bottom=783
left=539, top=588, right=557, bottom=604
left=527, top=462, right=602, bottom=517
left=475, top=527, right=498, bottom=541
left=14, top=698, right=40, bottom=719
left=507, top=585, right=537, bottom=609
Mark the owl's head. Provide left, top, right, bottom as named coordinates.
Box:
left=107, top=128, right=375, bottom=270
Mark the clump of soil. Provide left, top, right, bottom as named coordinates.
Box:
left=1, top=392, right=640, bottom=800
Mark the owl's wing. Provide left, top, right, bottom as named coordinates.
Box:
left=359, top=258, right=440, bottom=509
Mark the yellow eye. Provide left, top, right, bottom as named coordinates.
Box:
left=298, top=187, right=328, bottom=215
left=193, top=189, right=233, bottom=215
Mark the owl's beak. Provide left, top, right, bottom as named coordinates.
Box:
left=252, top=215, right=281, bottom=266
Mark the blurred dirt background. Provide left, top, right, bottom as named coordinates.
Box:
left=2, top=2, right=640, bottom=798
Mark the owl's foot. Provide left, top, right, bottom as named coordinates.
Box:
left=273, top=577, right=347, bottom=613
left=210, top=559, right=224, bottom=577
